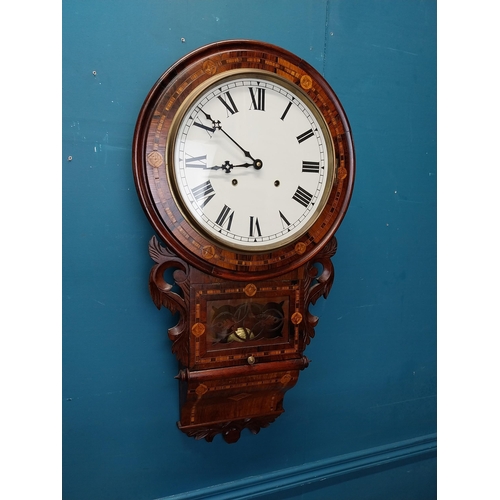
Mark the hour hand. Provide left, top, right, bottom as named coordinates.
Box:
left=212, top=161, right=253, bottom=173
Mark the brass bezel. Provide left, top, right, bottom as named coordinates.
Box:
left=165, top=68, right=336, bottom=253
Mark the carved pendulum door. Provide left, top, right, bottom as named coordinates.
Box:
left=148, top=236, right=338, bottom=443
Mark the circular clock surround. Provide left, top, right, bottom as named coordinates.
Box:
left=167, top=69, right=335, bottom=252
left=133, top=40, right=355, bottom=280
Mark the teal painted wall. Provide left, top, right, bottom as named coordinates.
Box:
left=63, top=1, right=436, bottom=499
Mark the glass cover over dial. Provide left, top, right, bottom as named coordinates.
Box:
left=169, top=72, right=335, bottom=251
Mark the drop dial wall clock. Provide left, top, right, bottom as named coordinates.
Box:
left=132, top=40, right=355, bottom=443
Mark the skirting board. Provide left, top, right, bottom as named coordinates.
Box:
left=157, top=433, right=437, bottom=500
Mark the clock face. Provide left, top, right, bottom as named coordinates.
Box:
left=168, top=71, right=335, bottom=252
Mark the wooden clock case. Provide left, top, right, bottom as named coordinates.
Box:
left=132, top=40, right=355, bottom=443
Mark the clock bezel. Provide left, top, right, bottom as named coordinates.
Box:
left=166, top=68, right=336, bottom=253
left=132, top=39, right=355, bottom=281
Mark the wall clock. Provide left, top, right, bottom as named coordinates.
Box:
left=132, top=40, right=355, bottom=443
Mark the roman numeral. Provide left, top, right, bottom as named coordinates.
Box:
left=279, top=211, right=291, bottom=230
left=302, top=161, right=320, bottom=173
left=185, top=154, right=207, bottom=168
left=215, top=205, right=234, bottom=230
left=217, top=91, right=238, bottom=116
left=249, top=216, right=261, bottom=238
left=193, top=119, right=215, bottom=137
left=292, top=186, right=313, bottom=208
left=296, top=128, right=315, bottom=144
left=192, top=180, right=215, bottom=208
left=249, top=87, right=265, bottom=111
left=280, top=101, right=292, bottom=121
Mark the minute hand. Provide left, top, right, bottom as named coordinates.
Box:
left=200, top=110, right=263, bottom=170
left=218, top=127, right=253, bottom=159
left=216, top=125, right=263, bottom=170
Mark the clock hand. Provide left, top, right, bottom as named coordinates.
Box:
left=213, top=161, right=253, bottom=173
left=200, top=110, right=263, bottom=170
left=184, top=161, right=252, bottom=172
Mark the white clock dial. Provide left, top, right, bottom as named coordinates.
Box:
left=169, top=72, right=335, bottom=251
